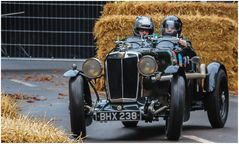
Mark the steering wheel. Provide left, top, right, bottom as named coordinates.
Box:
left=156, top=37, right=182, bottom=51
left=127, top=41, right=142, bottom=46
left=157, top=37, right=179, bottom=44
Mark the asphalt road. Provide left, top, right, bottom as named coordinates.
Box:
left=1, top=70, right=238, bottom=143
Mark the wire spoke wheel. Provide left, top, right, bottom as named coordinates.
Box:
left=206, top=69, right=229, bottom=128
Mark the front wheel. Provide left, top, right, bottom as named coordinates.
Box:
left=206, top=69, right=229, bottom=128
left=122, top=121, right=138, bottom=127
left=69, top=75, right=86, bottom=137
left=165, top=75, right=185, bottom=140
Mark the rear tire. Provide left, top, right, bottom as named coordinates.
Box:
left=206, top=69, right=229, bottom=128
left=122, top=121, right=138, bottom=127
left=69, top=75, right=86, bottom=137
left=165, top=75, right=185, bottom=140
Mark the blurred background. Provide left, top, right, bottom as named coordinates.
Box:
left=1, top=1, right=106, bottom=59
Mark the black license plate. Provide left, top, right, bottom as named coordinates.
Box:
left=96, top=111, right=140, bottom=121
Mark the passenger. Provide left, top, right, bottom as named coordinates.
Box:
left=161, top=15, right=193, bottom=50
left=160, top=15, right=196, bottom=56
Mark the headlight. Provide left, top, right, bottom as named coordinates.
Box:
left=82, top=58, right=102, bottom=78
left=138, top=55, right=158, bottom=76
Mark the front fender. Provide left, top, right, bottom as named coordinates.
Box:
left=204, top=61, right=227, bottom=92
left=164, top=65, right=185, bottom=78
left=164, top=65, right=179, bottom=74
left=63, top=69, right=79, bottom=78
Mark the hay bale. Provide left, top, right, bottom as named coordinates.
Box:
left=1, top=116, right=79, bottom=143
left=1, top=94, right=18, bottom=118
left=1, top=94, right=83, bottom=143
left=93, top=15, right=237, bottom=92
left=102, top=2, right=238, bottom=21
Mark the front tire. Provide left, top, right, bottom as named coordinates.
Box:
left=206, top=69, right=229, bottom=128
left=165, top=75, right=185, bottom=140
left=122, top=121, right=138, bottom=127
left=69, top=75, right=86, bottom=137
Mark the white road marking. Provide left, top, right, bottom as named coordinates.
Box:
left=183, top=135, right=214, bottom=143
left=10, top=79, right=37, bottom=87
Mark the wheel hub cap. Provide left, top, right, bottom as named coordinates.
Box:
left=221, top=92, right=225, bottom=103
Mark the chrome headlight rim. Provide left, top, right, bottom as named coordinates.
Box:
left=82, top=58, right=102, bottom=79
left=138, top=55, right=158, bottom=76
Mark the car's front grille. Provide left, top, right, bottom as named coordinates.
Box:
left=106, top=58, right=122, bottom=99
left=106, top=53, right=139, bottom=102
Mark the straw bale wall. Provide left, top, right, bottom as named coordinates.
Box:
left=1, top=95, right=19, bottom=118
left=1, top=94, right=82, bottom=143
left=102, top=2, right=237, bottom=20
left=1, top=116, right=72, bottom=143
left=93, top=14, right=237, bottom=92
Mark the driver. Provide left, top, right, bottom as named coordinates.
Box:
left=125, top=16, right=154, bottom=41
left=134, top=16, right=154, bottom=37
left=161, top=15, right=193, bottom=50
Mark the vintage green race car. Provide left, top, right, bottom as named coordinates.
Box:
left=64, top=35, right=229, bottom=140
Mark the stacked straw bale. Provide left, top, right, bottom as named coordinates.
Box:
left=102, top=2, right=237, bottom=20
left=1, top=95, right=19, bottom=118
left=1, top=94, right=82, bottom=143
left=93, top=13, right=237, bottom=92
left=1, top=116, right=73, bottom=143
